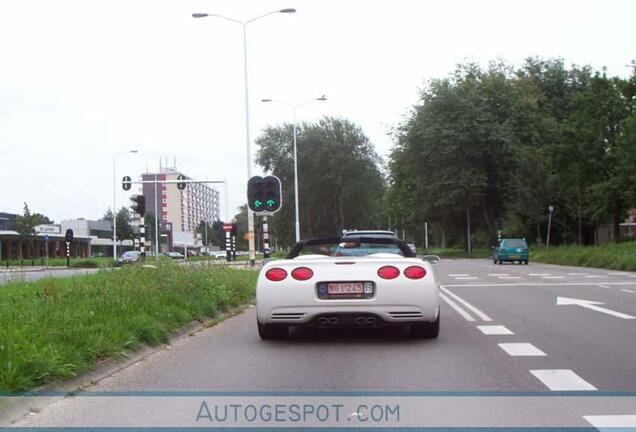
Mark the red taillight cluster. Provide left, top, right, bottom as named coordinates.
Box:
left=265, top=267, right=314, bottom=282
left=377, top=266, right=400, bottom=279
left=404, top=266, right=427, bottom=279
left=377, top=265, right=426, bottom=280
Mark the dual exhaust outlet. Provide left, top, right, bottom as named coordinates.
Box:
left=318, top=316, right=377, bottom=326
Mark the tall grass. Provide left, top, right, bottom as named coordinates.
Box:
left=0, top=261, right=257, bottom=392
left=1, top=257, right=114, bottom=268
left=531, top=241, right=636, bottom=271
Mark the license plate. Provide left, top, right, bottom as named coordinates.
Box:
left=509, top=254, right=520, bottom=259
left=328, top=282, right=363, bottom=294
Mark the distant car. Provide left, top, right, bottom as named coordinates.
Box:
left=118, top=250, right=141, bottom=265
left=256, top=236, right=440, bottom=340
left=493, top=238, right=529, bottom=264
left=166, top=252, right=185, bottom=260
left=407, top=243, right=417, bottom=254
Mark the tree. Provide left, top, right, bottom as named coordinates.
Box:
left=15, top=203, right=37, bottom=261
left=256, top=116, right=385, bottom=246
left=115, top=207, right=134, bottom=245
left=197, top=220, right=226, bottom=248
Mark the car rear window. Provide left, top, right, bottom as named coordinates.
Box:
left=502, top=240, right=527, bottom=248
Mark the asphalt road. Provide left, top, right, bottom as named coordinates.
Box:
left=0, top=267, right=102, bottom=285
left=5, top=259, right=636, bottom=429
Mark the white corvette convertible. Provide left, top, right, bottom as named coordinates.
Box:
left=256, top=236, right=440, bottom=340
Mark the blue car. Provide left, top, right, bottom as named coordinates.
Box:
left=493, top=238, right=529, bottom=265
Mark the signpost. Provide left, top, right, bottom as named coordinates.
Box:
left=223, top=223, right=233, bottom=262
left=65, top=229, right=74, bottom=267
left=44, top=234, right=49, bottom=268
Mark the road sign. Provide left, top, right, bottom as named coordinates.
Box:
left=122, top=176, right=132, bottom=191
left=223, top=223, right=233, bottom=232
left=65, top=229, right=74, bottom=243
left=247, top=175, right=282, bottom=214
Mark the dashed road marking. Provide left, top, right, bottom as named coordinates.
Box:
left=440, top=293, right=475, bottom=322
left=477, top=325, right=513, bottom=335
left=454, top=276, right=478, bottom=280
left=443, top=281, right=636, bottom=288
left=584, top=415, right=636, bottom=429
left=498, top=276, right=522, bottom=280
left=528, top=273, right=550, bottom=276
left=498, top=343, right=546, bottom=356
left=542, top=276, right=565, bottom=279
left=488, top=273, right=509, bottom=277
left=585, top=275, right=605, bottom=278
left=608, top=272, right=630, bottom=276
left=440, top=286, right=492, bottom=321
left=448, top=274, right=469, bottom=277
left=598, top=284, right=612, bottom=289
left=530, top=369, right=597, bottom=391
left=568, top=273, right=589, bottom=276
left=621, top=288, right=636, bottom=294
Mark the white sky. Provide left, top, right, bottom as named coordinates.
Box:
left=1, top=0, right=635, bottom=222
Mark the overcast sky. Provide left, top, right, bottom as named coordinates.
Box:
left=1, top=0, right=635, bottom=222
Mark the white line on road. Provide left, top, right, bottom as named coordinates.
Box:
left=448, top=274, right=469, bottom=277
left=442, top=281, right=636, bottom=288
left=608, top=272, right=630, bottom=276
left=568, top=273, right=589, bottom=276
left=542, top=276, right=565, bottom=279
left=528, top=273, right=550, bottom=276
left=440, top=286, right=493, bottom=321
left=498, top=343, right=546, bottom=356
left=454, top=277, right=478, bottom=280
left=557, top=296, right=636, bottom=319
left=498, top=276, right=522, bottom=279
left=439, top=293, right=475, bottom=322
left=584, top=415, right=636, bottom=429
left=598, top=284, right=612, bottom=289
left=477, top=325, right=514, bottom=335
left=530, top=369, right=597, bottom=391
left=488, top=273, right=509, bottom=276
left=585, top=275, right=605, bottom=278
left=621, top=288, right=636, bottom=293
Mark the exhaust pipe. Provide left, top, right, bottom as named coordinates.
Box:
left=355, top=317, right=367, bottom=325
left=328, top=317, right=339, bottom=324
left=319, top=317, right=329, bottom=325
left=366, top=317, right=376, bottom=324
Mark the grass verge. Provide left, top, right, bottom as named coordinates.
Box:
left=421, top=247, right=491, bottom=259
left=0, top=261, right=257, bottom=392
left=1, top=257, right=114, bottom=269
left=530, top=241, right=636, bottom=271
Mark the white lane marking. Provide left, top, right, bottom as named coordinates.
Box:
left=608, top=272, right=630, bottom=275
left=598, top=284, right=612, bottom=289
left=629, top=275, right=636, bottom=278
left=530, top=369, right=597, bottom=391
left=498, top=276, right=522, bottom=279
left=585, top=275, right=605, bottom=278
left=439, top=293, right=475, bottom=322
left=621, top=288, right=636, bottom=294
left=557, top=297, right=636, bottom=320
left=568, top=273, right=589, bottom=276
left=454, top=276, right=478, bottom=280
left=498, top=343, right=546, bottom=356
left=584, top=415, right=636, bottom=429
left=541, top=276, right=565, bottom=279
left=439, top=286, right=493, bottom=321
left=488, top=273, right=509, bottom=276
left=528, top=273, right=550, bottom=276
left=448, top=274, right=469, bottom=277
left=442, top=281, right=636, bottom=288
left=477, top=325, right=514, bottom=335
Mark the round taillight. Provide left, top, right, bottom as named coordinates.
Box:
left=291, top=267, right=313, bottom=281
left=265, top=268, right=287, bottom=282
left=377, top=266, right=400, bottom=279
left=404, top=266, right=426, bottom=279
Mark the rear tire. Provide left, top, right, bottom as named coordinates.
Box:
left=410, top=313, right=440, bottom=339
left=258, top=321, right=288, bottom=340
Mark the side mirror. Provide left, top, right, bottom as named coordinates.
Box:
left=422, top=255, right=440, bottom=264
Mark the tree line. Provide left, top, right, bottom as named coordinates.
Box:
left=248, top=58, right=636, bottom=249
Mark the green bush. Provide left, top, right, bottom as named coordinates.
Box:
left=531, top=242, right=636, bottom=271
left=0, top=262, right=257, bottom=392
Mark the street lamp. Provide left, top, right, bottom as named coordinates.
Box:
left=261, top=95, right=327, bottom=242
left=112, top=150, right=138, bottom=261
left=546, top=205, right=555, bottom=247
left=193, top=8, right=296, bottom=266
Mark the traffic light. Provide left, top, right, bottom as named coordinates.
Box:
left=177, top=175, right=187, bottom=190
left=247, top=175, right=282, bottom=214
left=122, top=176, right=132, bottom=191
left=130, top=195, right=146, bottom=217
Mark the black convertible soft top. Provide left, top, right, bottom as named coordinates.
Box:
left=286, top=236, right=415, bottom=259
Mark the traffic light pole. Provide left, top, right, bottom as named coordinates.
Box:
left=263, top=216, right=270, bottom=259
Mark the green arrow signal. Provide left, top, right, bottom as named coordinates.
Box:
left=254, top=200, right=263, bottom=208
left=266, top=199, right=275, bottom=207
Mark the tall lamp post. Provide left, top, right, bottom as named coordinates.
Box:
left=193, top=8, right=296, bottom=267
left=261, top=96, right=327, bottom=242
left=546, top=205, right=555, bottom=247
left=112, top=150, right=138, bottom=261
